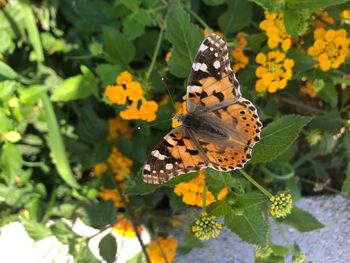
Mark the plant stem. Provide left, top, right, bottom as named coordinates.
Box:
left=145, top=23, right=165, bottom=83
left=185, top=6, right=211, bottom=30
left=239, top=169, right=273, bottom=198
left=276, top=221, right=290, bottom=246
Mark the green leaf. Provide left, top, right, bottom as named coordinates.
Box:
left=218, top=0, right=252, bottom=35
left=99, top=234, right=117, bottom=263
left=202, top=0, right=225, bottom=5
left=236, top=192, right=267, bottom=209
left=247, top=33, right=266, bottom=53
left=77, top=246, right=100, bottom=263
left=308, top=111, right=342, bottom=133
left=282, top=206, right=324, bottom=232
left=120, top=0, right=140, bottom=11
left=126, top=251, right=147, bottom=263
left=206, top=169, right=242, bottom=196
left=123, top=8, right=151, bottom=40
left=283, top=9, right=299, bottom=39
left=21, top=219, right=52, bottom=241
left=50, top=220, right=76, bottom=244
left=251, top=115, right=312, bottom=163
left=21, top=0, right=44, bottom=62
left=285, top=0, right=350, bottom=10
left=342, top=162, right=350, bottom=197
left=248, top=0, right=284, bottom=11
left=166, top=2, right=203, bottom=78
left=207, top=199, right=230, bottom=217
left=103, top=27, right=136, bottom=67
left=0, top=143, right=22, bottom=185
left=95, top=64, right=121, bottom=87
left=316, top=78, right=337, bottom=107
left=81, top=201, right=117, bottom=229
left=225, top=206, right=268, bottom=245
left=0, top=61, right=21, bottom=81
left=41, top=94, right=80, bottom=188
left=51, top=73, right=98, bottom=102
left=19, top=85, right=48, bottom=104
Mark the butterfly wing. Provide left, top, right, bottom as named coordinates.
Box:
left=142, top=126, right=207, bottom=184
left=195, top=98, right=262, bottom=171
left=186, top=34, right=241, bottom=112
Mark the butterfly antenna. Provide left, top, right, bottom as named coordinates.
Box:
left=162, top=77, right=177, bottom=109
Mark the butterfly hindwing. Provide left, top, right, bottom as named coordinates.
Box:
left=186, top=34, right=241, bottom=112
left=142, top=127, right=206, bottom=184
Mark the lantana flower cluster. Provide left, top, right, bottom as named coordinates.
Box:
left=259, top=11, right=292, bottom=52
left=307, top=28, right=350, bottom=71
left=105, top=71, right=159, bottom=122
left=231, top=32, right=249, bottom=72
left=255, top=51, right=295, bottom=93
left=174, top=170, right=228, bottom=207
left=147, top=236, right=178, bottom=263
left=112, top=215, right=143, bottom=238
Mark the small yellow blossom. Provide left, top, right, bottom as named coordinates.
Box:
left=192, top=212, right=222, bottom=240
left=8, top=97, right=19, bottom=108
left=260, top=11, right=292, bottom=52
left=105, top=85, right=127, bottom=105
left=172, top=96, right=187, bottom=128
left=174, top=170, right=228, bottom=207
left=93, top=163, right=108, bottom=176
left=100, top=188, right=125, bottom=207
left=313, top=11, right=334, bottom=28
left=107, top=117, right=131, bottom=140
left=232, top=48, right=249, bottom=72
left=256, top=245, right=273, bottom=258
left=112, top=215, right=143, bottom=238
left=4, top=131, right=21, bottom=143
left=340, top=9, right=350, bottom=20
left=147, top=236, right=177, bottom=263
left=255, top=51, right=295, bottom=93
left=107, top=146, right=133, bottom=181
left=126, top=81, right=144, bottom=102
left=139, top=100, right=159, bottom=122
left=165, top=48, right=173, bottom=62
left=293, top=253, right=307, bottom=263
left=270, top=192, right=293, bottom=218
left=300, top=81, right=316, bottom=98
left=307, top=28, right=350, bottom=71
left=116, top=71, right=132, bottom=85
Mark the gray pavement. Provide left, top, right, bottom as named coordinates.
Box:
left=175, top=195, right=350, bottom=263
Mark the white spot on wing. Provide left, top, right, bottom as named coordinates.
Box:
left=144, top=164, right=151, bottom=171
left=213, top=60, right=221, bottom=69
left=189, top=85, right=202, bottom=92
left=199, top=44, right=208, bottom=52
left=166, top=163, right=174, bottom=170
left=192, top=63, right=208, bottom=72
left=151, top=150, right=167, bottom=160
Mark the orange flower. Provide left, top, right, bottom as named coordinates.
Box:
left=100, top=188, right=124, bottom=207
left=147, top=236, right=177, bottom=263
left=120, top=106, right=140, bottom=120
left=300, top=81, right=316, bottom=98
left=314, top=11, right=334, bottom=28
left=139, top=100, right=159, bottom=122
left=204, top=28, right=224, bottom=37
left=165, top=48, right=173, bottom=62
left=126, top=81, right=144, bottom=102
left=107, top=117, right=131, bottom=140
left=107, top=146, right=133, bottom=181
left=93, top=163, right=108, bottom=176
left=105, top=85, right=127, bottom=105
left=116, top=71, right=132, bottom=85
left=112, top=216, right=143, bottom=238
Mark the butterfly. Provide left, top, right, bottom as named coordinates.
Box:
left=142, top=33, right=262, bottom=184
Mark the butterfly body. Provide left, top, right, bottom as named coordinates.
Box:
left=142, top=34, right=262, bottom=184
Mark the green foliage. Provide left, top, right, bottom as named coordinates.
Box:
left=0, top=0, right=348, bottom=261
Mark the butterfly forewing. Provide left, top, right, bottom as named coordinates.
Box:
left=186, top=34, right=241, bottom=112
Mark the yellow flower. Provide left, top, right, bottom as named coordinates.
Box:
left=139, top=100, right=159, bottom=122
left=116, top=71, right=132, bottom=85
left=256, top=246, right=273, bottom=258
left=204, top=28, right=223, bottom=37
left=107, top=146, right=133, bottom=181
left=313, top=11, right=334, bottom=28
left=105, top=85, right=127, bottom=105
left=100, top=188, right=124, bottom=207
left=174, top=170, right=228, bottom=207
left=172, top=96, right=187, bottom=128
left=236, top=32, right=248, bottom=48
left=147, top=236, right=177, bottom=263
left=165, top=48, right=173, bottom=62
left=260, top=11, right=292, bottom=52
left=300, top=81, right=316, bottom=98
left=232, top=48, right=249, bottom=72
left=270, top=192, right=293, bottom=218
left=255, top=51, right=295, bottom=93
left=159, top=95, right=169, bottom=105
left=112, top=215, right=143, bottom=238
left=307, top=28, right=350, bottom=71
left=120, top=105, right=140, bottom=120
left=3, top=131, right=21, bottom=143
left=8, top=97, right=19, bottom=108
left=93, top=163, right=108, bottom=176
left=340, top=9, right=350, bottom=20
left=126, top=81, right=144, bottom=102
left=107, top=117, right=131, bottom=140
left=192, top=212, right=222, bottom=240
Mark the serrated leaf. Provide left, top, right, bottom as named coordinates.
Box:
left=236, top=192, right=267, bottom=209
left=166, top=2, right=203, bottom=78
left=282, top=206, right=324, bottom=232
left=207, top=199, right=230, bottom=217
left=123, top=8, right=151, bottom=40
left=51, top=74, right=97, bottom=101
left=283, top=9, right=299, bottom=39
left=21, top=219, right=52, bottom=241
left=218, top=0, right=252, bottom=35
left=308, top=111, right=341, bottom=133
left=206, top=169, right=241, bottom=196
left=103, top=27, right=136, bottom=66
left=225, top=206, right=268, bottom=245
left=0, top=142, right=22, bottom=185
left=50, top=220, right=76, bottom=244
left=251, top=115, right=312, bottom=163
left=99, top=234, right=117, bottom=263
left=81, top=201, right=117, bottom=229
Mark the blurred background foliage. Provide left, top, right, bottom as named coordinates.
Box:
left=0, top=0, right=350, bottom=262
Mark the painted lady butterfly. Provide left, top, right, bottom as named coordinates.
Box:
left=142, top=34, right=262, bottom=184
